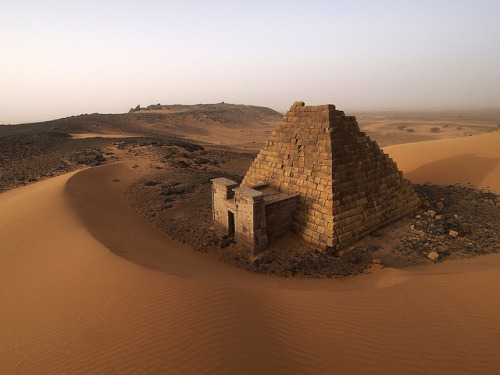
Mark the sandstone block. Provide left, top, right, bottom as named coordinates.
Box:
left=427, top=252, right=439, bottom=261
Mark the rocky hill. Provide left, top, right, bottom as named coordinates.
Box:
left=0, top=103, right=282, bottom=141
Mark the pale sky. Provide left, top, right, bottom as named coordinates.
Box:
left=1, top=0, right=499, bottom=124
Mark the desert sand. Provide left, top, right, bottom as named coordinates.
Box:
left=1, top=129, right=499, bottom=374
left=385, top=132, right=500, bottom=194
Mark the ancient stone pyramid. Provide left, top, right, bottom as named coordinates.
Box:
left=242, top=101, right=420, bottom=251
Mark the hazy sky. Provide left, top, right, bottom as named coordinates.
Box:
left=1, top=0, right=499, bottom=124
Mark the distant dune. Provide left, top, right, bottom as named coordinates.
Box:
left=1, top=119, right=499, bottom=373
left=386, top=131, right=500, bottom=194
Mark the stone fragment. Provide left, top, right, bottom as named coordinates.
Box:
left=219, top=238, right=232, bottom=248
left=449, top=230, right=459, bottom=237
left=427, top=251, right=439, bottom=261
left=426, top=210, right=437, bottom=218
left=435, top=215, right=444, bottom=220
left=436, top=202, right=444, bottom=209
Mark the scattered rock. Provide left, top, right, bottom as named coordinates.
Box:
left=427, top=252, right=439, bottom=261
left=195, top=158, right=210, bottom=165
left=219, top=238, right=232, bottom=248
left=176, top=141, right=204, bottom=152
left=112, top=178, right=120, bottom=182
left=169, top=160, right=190, bottom=168
left=426, top=210, right=437, bottom=218
left=171, top=187, right=185, bottom=194
left=436, top=202, right=445, bottom=209
left=70, top=150, right=105, bottom=166
left=165, top=181, right=180, bottom=187
left=160, top=185, right=186, bottom=195
left=449, top=230, right=459, bottom=237
left=144, top=180, right=158, bottom=186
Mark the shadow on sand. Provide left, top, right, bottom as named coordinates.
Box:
left=404, top=153, right=499, bottom=188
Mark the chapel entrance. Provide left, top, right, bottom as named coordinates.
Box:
left=228, top=211, right=235, bottom=236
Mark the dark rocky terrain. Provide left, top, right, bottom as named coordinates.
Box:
left=0, top=131, right=114, bottom=191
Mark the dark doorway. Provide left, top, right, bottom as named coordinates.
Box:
left=228, top=211, right=235, bottom=236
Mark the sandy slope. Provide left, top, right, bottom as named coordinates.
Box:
left=1, top=134, right=500, bottom=374
left=385, top=131, right=500, bottom=193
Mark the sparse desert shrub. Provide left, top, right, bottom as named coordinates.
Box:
left=406, top=128, right=415, bottom=133
left=430, top=127, right=440, bottom=133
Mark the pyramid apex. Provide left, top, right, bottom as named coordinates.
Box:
left=289, top=101, right=336, bottom=112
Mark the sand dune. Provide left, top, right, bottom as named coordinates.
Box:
left=386, top=131, right=500, bottom=193
left=1, top=133, right=499, bottom=374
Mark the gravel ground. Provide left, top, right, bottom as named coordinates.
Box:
left=0, top=131, right=119, bottom=192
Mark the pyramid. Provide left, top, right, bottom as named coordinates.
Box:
left=242, top=101, right=420, bottom=251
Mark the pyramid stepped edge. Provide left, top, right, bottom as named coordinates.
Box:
left=240, top=102, right=419, bottom=251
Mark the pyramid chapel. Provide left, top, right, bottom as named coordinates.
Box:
left=211, top=101, right=420, bottom=254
